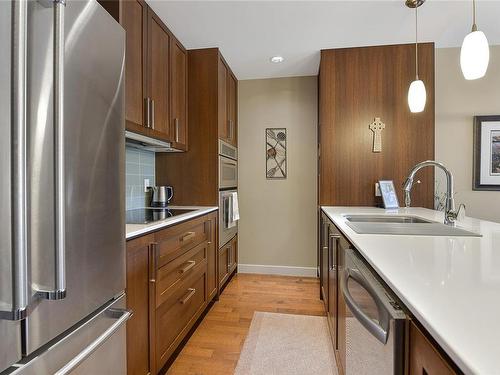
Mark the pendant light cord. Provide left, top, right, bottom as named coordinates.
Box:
left=415, top=4, right=419, bottom=79
left=472, top=0, right=477, bottom=31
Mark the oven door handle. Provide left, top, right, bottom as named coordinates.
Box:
left=341, top=267, right=390, bottom=344
left=223, top=195, right=230, bottom=229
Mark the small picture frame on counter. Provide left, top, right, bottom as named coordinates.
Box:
left=379, top=180, right=399, bottom=209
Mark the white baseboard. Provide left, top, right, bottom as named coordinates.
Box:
left=237, top=263, right=317, bottom=277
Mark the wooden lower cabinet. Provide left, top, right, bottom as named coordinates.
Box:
left=219, top=235, right=237, bottom=287
left=320, top=215, right=329, bottom=308
left=126, top=211, right=217, bottom=375
left=409, top=322, right=456, bottom=375
left=206, top=214, right=218, bottom=300
left=336, top=234, right=347, bottom=375
left=154, top=256, right=207, bottom=371
left=218, top=244, right=229, bottom=285
left=126, top=233, right=154, bottom=375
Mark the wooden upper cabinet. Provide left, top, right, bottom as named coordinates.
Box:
left=147, top=10, right=173, bottom=141
left=227, top=73, right=237, bottom=146
left=170, top=38, right=188, bottom=151
left=98, top=0, right=188, bottom=149
left=120, top=0, right=147, bottom=132
left=217, top=56, right=237, bottom=147
left=217, top=58, right=228, bottom=141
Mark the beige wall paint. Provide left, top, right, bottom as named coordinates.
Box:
left=238, top=76, right=318, bottom=268
left=435, top=46, right=500, bottom=223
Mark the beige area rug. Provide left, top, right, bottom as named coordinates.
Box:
left=235, top=312, right=338, bottom=375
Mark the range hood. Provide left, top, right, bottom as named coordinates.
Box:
left=125, top=131, right=182, bottom=153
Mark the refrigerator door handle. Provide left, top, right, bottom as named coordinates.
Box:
left=54, top=308, right=132, bottom=375
left=1, top=0, right=29, bottom=322
left=36, top=0, right=67, bottom=301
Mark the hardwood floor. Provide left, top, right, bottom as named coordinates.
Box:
left=166, top=273, right=325, bottom=374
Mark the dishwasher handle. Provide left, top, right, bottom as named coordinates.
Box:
left=341, top=267, right=390, bottom=344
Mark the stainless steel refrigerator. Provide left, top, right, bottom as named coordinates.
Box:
left=1, top=0, right=129, bottom=373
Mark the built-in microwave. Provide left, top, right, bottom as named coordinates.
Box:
left=219, top=140, right=238, bottom=189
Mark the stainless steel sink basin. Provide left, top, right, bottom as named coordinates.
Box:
left=343, top=215, right=481, bottom=237
left=345, top=215, right=433, bottom=224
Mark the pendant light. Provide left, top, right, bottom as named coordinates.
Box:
left=460, top=0, right=489, bottom=80
left=406, top=0, right=426, bottom=113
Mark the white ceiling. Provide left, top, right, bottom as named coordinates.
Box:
left=148, top=0, right=500, bottom=80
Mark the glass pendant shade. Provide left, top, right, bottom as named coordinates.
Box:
left=408, top=79, right=426, bottom=113
left=460, top=30, right=490, bottom=80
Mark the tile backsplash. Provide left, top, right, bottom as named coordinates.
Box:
left=126, top=146, right=155, bottom=210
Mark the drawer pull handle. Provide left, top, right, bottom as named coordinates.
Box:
left=179, top=260, right=196, bottom=274
left=180, top=232, right=195, bottom=242
left=179, top=288, right=196, bottom=304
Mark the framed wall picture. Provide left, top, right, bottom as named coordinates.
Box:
left=378, top=180, right=399, bottom=209
left=473, top=115, right=500, bottom=191
left=266, top=128, right=287, bottom=179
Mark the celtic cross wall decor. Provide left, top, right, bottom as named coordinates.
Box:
left=369, top=117, right=386, bottom=153
left=266, top=128, right=287, bottom=179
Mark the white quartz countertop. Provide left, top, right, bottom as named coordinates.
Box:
left=126, top=206, right=218, bottom=240
left=321, top=206, right=500, bottom=375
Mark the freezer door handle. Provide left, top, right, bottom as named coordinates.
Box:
left=36, top=0, right=67, bottom=301
left=54, top=308, right=132, bottom=375
left=0, top=0, right=29, bottom=322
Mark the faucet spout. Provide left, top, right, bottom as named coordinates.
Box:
left=403, top=160, right=457, bottom=225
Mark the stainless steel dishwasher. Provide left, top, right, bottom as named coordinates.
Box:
left=340, top=248, right=408, bottom=375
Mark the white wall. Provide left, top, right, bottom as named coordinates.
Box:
left=435, top=46, right=500, bottom=223
left=238, top=76, right=318, bottom=274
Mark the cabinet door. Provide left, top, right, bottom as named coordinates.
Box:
left=206, top=213, right=217, bottom=300
left=409, top=322, right=456, bottom=375
left=121, top=0, right=147, bottom=132
left=336, top=236, right=347, bottom=374
left=126, top=235, right=154, bottom=375
left=228, top=235, right=238, bottom=273
left=327, top=227, right=339, bottom=350
left=320, top=218, right=329, bottom=307
left=147, top=9, right=173, bottom=141
left=217, top=58, right=228, bottom=141
left=170, top=38, right=188, bottom=150
left=227, top=72, right=237, bottom=146
left=218, top=244, right=229, bottom=285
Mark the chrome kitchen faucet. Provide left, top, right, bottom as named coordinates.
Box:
left=403, top=160, right=463, bottom=226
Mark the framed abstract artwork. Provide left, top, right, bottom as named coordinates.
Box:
left=473, top=115, right=500, bottom=190
left=266, top=128, right=287, bottom=179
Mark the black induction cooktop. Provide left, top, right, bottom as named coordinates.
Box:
left=126, top=208, right=196, bottom=224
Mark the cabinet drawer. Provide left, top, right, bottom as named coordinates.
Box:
left=156, top=241, right=207, bottom=308
left=154, top=215, right=210, bottom=267
left=156, top=266, right=207, bottom=369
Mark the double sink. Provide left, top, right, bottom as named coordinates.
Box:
left=344, top=215, right=481, bottom=237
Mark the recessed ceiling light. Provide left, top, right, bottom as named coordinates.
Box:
left=270, top=56, right=284, bottom=63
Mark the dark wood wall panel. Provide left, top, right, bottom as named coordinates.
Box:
left=156, top=48, right=219, bottom=206
left=319, top=43, right=435, bottom=207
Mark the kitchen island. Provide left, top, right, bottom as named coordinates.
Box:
left=321, top=206, right=500, bottom=375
